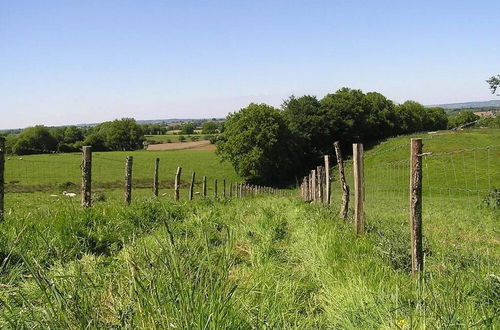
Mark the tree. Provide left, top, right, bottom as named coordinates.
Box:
left=216, top=103, right=297, bottom=184
left=83, top=118, right=144, bottom=151
left=486, top=75, right=500, bottom=95
left=423, top=107, right=448, bottom=131
left=394, top=101, right=427, bottom=134
left=13, top=126, right=58, bottom=155
left=448, top=111, right=480, bottom=129
left=201, top=121, right=218, bottom=134
left=180, top=123, right=195, bottom=135
left=282, top=95, right=327, bottom=170
left=63, top=126, right=84, bottom=144
left=101, top=118, right=145, bottom=150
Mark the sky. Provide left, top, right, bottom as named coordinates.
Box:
left=1, top=0, right=499, bottom=129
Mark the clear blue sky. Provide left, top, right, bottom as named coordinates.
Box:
left=1, top=0, right=499, bottom=129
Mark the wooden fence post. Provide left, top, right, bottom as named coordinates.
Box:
left=311, top=169, right=317, bottom=203
left=81, top=146, right=92, bottom=208
left=334, top=141, right=350, bottom=219
left=125, top=156, right=133, bottom=205
left=317, top=166, right=323, bottom=203
left=0, top=137, right=5, bottom=221
left=353, top=143, right=364, bottom=235
left=153, top=158, right=159, bottom=196
left=410, top=138, right=424, bottom=274
left=203, top=176, right=207, bottom=198
left=229, top=182, right=233, bottom=198
left=223, top=179, right=226, bottom=198
left=189, top=172, right=196, bottom=201
left=174, top=167, right=182, bottom=201
left=324, top=155, right=331, bottom=205
left=214, top=179, right=218, bottom=198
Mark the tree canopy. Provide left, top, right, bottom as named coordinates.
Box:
left=216, top=103, right=297, bottom=185
left=217, top=88, right=450, bottom=184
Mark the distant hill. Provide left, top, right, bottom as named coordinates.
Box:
left=427, top=100, right=500, bottom=111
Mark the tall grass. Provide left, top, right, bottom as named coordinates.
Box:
left=1, top=194, right=498, bottom=328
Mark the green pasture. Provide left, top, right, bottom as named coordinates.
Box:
left=0, top=128, right=498, bottom=328
left=4, top=149, right=239, bottom=193
left=144, top=134, right=206, bottom=143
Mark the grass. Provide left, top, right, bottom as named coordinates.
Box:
left=4, top=149, right=239, bottom=193
left=0, top=128, right=498, bottom=328
left=145, top=134, right=207, bottom=143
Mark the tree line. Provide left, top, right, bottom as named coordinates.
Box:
left=216, top=87, right=497, bottom=185
left=1, top=118, right=222, bottom=155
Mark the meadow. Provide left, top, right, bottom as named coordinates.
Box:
left=0, top=129, right=498, bottom=328
left=144, top=134, right=207, bottom=143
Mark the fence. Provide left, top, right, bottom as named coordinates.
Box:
left=0, top=141, right=292, bottom=220
left=299, top=135, right=499, bottom=274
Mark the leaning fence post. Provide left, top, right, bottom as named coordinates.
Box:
left=324, top=155, right=331, bottom=205
left=125, top=156, right=133, bottom=205
left=189, top=172, right=196, bottom=201
left=353, top=143, right=364, bottom=235
left=410, top=138, right=424, bottom=274
left=0, top=137, right=5, bottom=221
left=203, top=176, right=207, bottom=198
left=81, top=146, right=92, bottom=208
left=174, top=166, right=182, bottom=201
left=153, top=158, right=159, bottom=196
left=334, top=141, right=350, bottom=219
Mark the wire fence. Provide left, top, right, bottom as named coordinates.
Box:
left=0, top=145, right=290, bottom=215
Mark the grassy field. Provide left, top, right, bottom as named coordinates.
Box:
left=0, top=129, right=498, bottom=328
left=4, top=149, right=239, bottom=194
left=145, top=134, right=207, bottom=143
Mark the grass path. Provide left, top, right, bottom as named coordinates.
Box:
left=1, top=195, right=498, bottom=328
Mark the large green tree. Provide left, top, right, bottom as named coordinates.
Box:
left=13, top=126, right=58, bottom=155
left=83, top=118, right=144, bottom=151
left=201, top=121, right=218, bottom=134
left=216, top=103, right=297, bottom=184
left=282, top=95, right=327, bottom=169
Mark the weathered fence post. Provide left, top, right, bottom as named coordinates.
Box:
left=153, top=158, right=159, bottom=196
left=203, top=176, right=207, bottom=198
left=317, top=166, right=323, bottom=203
left=214, top=179, right=218, bottom=198
left=410, top=138, right=424, bottom=274
left=229, top=182, right=233, bottom=198
left=334, top=141, right=349, bottom=219
left=353, top=143, right=364, bottom=235
left=0, top=137, right=5, bottom=221
left=189, top=172, right=196, bottom=201
left=223, top=179, right=226, bottom=198
left=239, top=183, right=243, bottom=197
left=311, top=169, right=317, bottom=203
left=324, top=155, right=330, bottom=205
left=125, top=156, right=133, bottom=205
left=81, top=146, right=92, bottom=208
left=174, top=166, right=182, bottom=201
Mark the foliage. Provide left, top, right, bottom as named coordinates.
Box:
left=201, top=121, right=218, bottom=134
left=180, top=123, right=196, bottom=135
left=12, top=126, right=58, bottom=155
left=448, top=110, right=480, bottom=128
left=486, top=74, right=500, bottom=95
left=223, top=88, right=449, bottom=183
left=216, top=103, right=297, bottom=184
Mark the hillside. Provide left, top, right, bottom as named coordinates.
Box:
left=0, top=129, right=498, bottom=328
left=428, top=99, right=500, bottom=110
